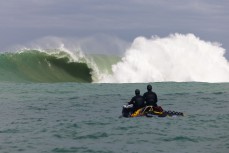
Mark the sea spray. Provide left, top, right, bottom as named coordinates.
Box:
left=100, top=33, right=229, bottom=83
left=6, top=38, right=122, bottom=82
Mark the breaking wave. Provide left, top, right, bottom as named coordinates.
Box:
left=0, top=50, right=93, bottom=83
left=0, top=33, right=229, bottom=83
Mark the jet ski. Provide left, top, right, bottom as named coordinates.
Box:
left=122, top=104, right=184, bottom=118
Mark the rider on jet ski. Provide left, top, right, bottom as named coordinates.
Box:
left=128, top=89, right=145, bottom=113
left=143, top=84, right=158, bottom=107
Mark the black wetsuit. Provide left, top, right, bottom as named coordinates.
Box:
left=128, top=95, right=145, bottom=112
left=143, top=91, right=158, bottom=107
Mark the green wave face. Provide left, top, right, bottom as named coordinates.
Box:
left=88, top=54, right=121, bottom=74
left=0, top=50, right=92, bottom=83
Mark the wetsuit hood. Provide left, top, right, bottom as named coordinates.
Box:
left=135, top=89, right=140, bottom=95
left=147, top=85, right=152, bottom=91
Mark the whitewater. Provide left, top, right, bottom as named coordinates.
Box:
left=0, top=33, right=229, bottom=83
left=100, top=33, right=229, bottom=83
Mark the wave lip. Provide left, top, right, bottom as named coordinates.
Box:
left=0, top=50, right=92, bottom=83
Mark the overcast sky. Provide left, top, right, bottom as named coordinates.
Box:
left=0, top=0, right=229, bottom=58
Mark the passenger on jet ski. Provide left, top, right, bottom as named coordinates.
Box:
left=143, top=84, right=158, bottom=107
left=128, top=89, right=145, bottom=113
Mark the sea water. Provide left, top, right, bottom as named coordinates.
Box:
left=0, top=82, right=228, bottom=153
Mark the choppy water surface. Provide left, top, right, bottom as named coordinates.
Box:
left=0, top=82, right=228, bottom=153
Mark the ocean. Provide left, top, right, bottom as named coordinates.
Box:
left=1, top=33, right=229, bottom=153
left=0, top=82, right=228, bottom=153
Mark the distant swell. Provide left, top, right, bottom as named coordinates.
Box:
left=0, top=50, right=92, bottom=83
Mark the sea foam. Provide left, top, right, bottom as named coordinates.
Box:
left=99, top=33, right=229, bottom=83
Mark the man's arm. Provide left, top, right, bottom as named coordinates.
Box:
left=128, top=97, right=135, bottom=104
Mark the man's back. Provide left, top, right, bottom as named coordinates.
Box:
left=129, top=95, right=145, bottom=111
left=143, top=91, right=158, bottom=106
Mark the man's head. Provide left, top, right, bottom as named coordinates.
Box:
left=147, top=84, right=152, bottom=91
left=135, top=89, right=140, bottom=95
